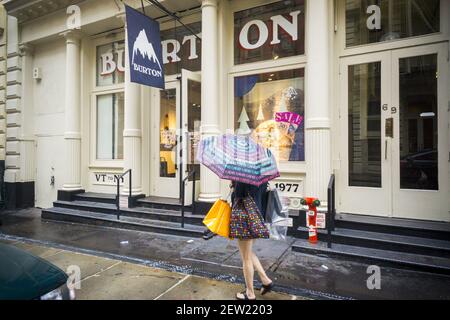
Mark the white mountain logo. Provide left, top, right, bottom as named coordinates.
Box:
left=132, top=29, right=162, bottom=70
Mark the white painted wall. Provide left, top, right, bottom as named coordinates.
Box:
left=33, top=38, right=66, bottom=208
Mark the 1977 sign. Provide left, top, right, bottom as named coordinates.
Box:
left=275, top=182, right=300, bottom=193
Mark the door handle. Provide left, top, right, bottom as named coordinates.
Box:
left=385, top=140, right=388, bottom=160
left=385, top=117, right=394, bottom=161
left=385, top=118, right=393, bottom=138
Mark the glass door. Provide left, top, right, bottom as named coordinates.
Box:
left=391, top=43, right=449, bottom=221
left=339, top=44, right=449, bottom=221
left=181, top=69, right=201, bottom=205
left=154, top=81, right=180, bottom=198
left=339, top=52, right=392, bottom=216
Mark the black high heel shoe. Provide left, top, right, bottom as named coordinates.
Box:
left=202, top=229, right=217, bottom=241
left=260, top=282, right=274, bottom=295
left=236, top=291, right=256, bottom=300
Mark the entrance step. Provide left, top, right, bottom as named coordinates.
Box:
left=53, top=200, right=204, bottom=226
left=42, top=207, right=204, bottom=238
left=136, top=196, right=191, bottom=212
left=291, top=211, right=450, bottom=274
left=73, top=192, right=116, bottom=205
left=294, top=226, right=450, bottom=258
left=291, top=239, right=450, bottom=275
left=335, top=213, right=450, bottom=241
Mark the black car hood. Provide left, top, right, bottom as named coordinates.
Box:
left=0, top=243, right=68, bottom=300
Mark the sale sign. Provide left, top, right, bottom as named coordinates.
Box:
left=275, top=112, right=304, bottom=126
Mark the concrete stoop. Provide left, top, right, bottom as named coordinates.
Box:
left=292, top=213, right=450, bottom=275
left=42, top=192, right=450, bottom=276
left=42, top=192, right=205, bottom=238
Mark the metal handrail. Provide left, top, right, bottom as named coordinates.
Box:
left=116, top=169, right=132, bottom=220
left=180, top=168, right=197, bottom=228
left=327, top=174, right=336, bottom=248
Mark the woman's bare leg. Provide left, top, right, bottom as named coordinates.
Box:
left=237, top=239, right=256, bottom=299
left=251, top=252, right=272, bottom=286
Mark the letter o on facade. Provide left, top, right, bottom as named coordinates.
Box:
left=239, top=20, right=269, bottom=50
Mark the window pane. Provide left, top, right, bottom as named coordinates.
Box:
left=234, top=69, right=305, bottom=162
left=348, top=62, right=381, bottom=187
left=96, top=92, right=124, bottom=160
left=399, top=54, right=438, bottom=190
left=161, top=22, right=201, bottom=76
left=97, top=41, right=125, bottom=86
left=187, top=79, right=201, bottom=181
left=160, top=89, right=177, bottom=178
left=346, top=0, right=440, bottom=47
left=234, top=0, right=305, bottom=65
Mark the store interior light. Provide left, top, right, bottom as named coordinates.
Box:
left=380, top=32, right=400, bottom=41
left=420, top=112, right=435, bottom=118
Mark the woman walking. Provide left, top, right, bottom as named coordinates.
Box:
left=196, top=134, right=280, bottom=299
left=230, top=181, right=274, bottom=300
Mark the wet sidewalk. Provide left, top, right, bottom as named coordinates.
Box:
left=0, top=238, right=298, bottom=300
left=1, top=208, right=450, bottom=300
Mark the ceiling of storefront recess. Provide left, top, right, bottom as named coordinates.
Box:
left=123, top=0, right=202, bottom=23
left=2, top=0, right=202, bottom=24
left=2, top=0, right=86, bottom=23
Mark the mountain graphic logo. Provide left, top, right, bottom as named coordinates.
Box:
left=132, top=29, right=162, bottom=70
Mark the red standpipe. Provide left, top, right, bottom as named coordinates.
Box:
left=301, top=197, right=321, bottom=244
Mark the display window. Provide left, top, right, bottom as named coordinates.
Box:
left=93, top=40, right=125, bottom=164
left=234, top=68, right=305, bottom=162
left=234, top=0, right=305, bottom=65
left=160, top=21, right=201, bottom=76
left=96, top=40, right=125, bottom=86
left=345, top=0, right=440, bottom=47
left=96, top=92, right=124, bottom=160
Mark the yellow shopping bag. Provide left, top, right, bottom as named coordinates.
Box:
left=203, top=199, right=231, bottom=238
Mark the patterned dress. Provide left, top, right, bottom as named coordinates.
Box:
left=229, top=195, right=270, bottom=240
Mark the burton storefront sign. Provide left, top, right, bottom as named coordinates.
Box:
left=125, top=5, right=165, bottom=89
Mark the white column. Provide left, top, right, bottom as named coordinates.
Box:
left=305, top=0, right=331, bottom=202
left=18, top=43, right=35, bottom=183
left=198, top=0, right=221, bottom=202
left=121, top=14, right=142, bottom=196
left=4, top=16, right=20, bottom=189
left=0, top=7, right=7, bottom=163
left=62, top=30, right=82, bottom=191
